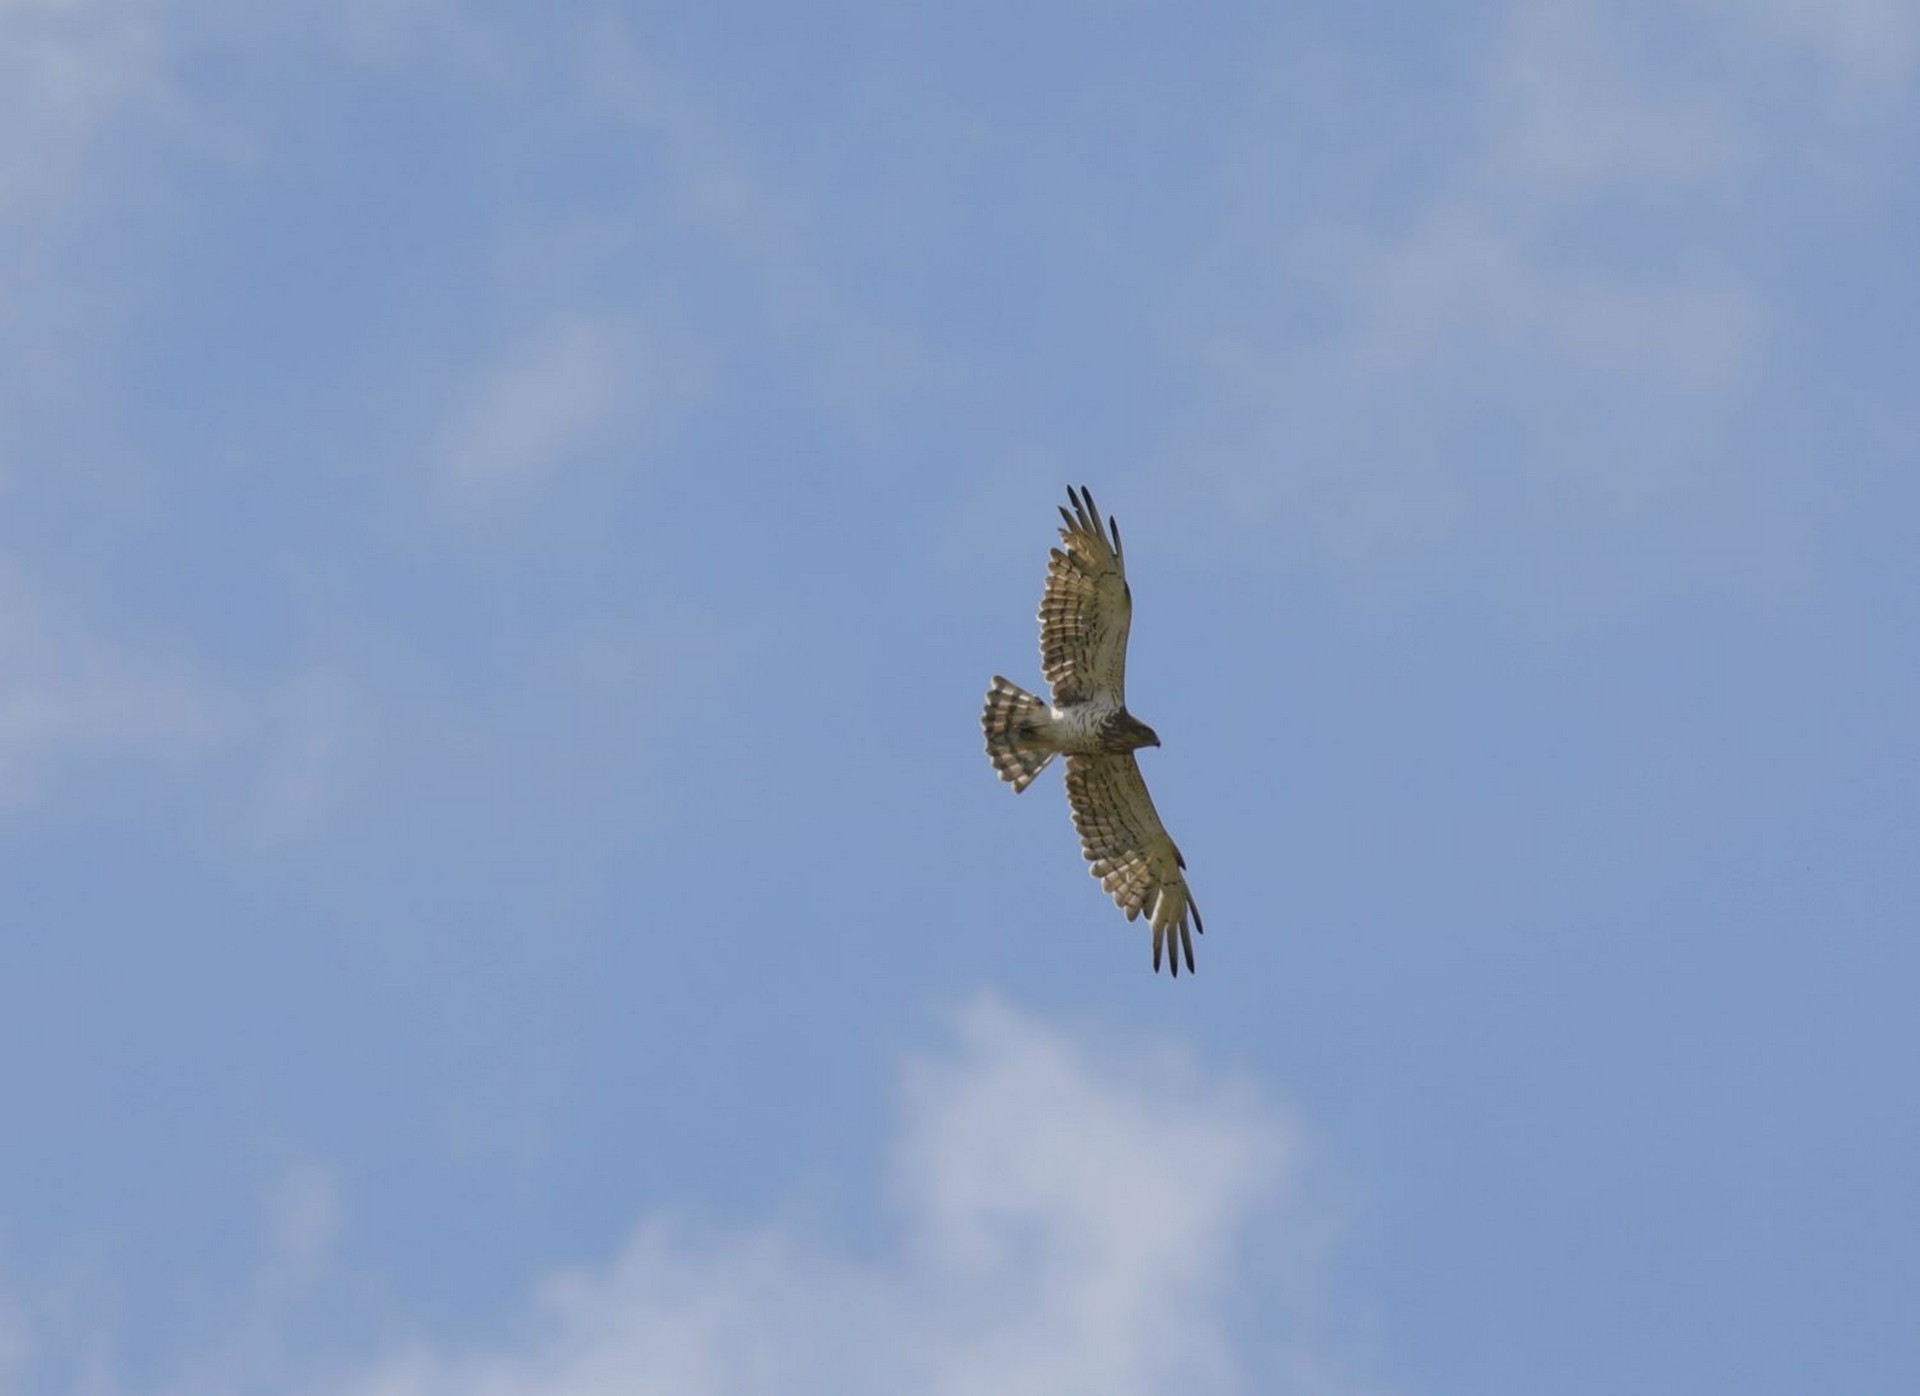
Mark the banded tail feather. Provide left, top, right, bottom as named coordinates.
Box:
left=981, top=676, right=1054, bottom=793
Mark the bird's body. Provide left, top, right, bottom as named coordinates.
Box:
left=1046, top=697, right=1136, bottom=753
left=998, top=690, right=1137, bottom=756
left=981, top=486, right=1203, bottom=975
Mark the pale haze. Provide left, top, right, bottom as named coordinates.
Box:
left=3, top=3, right=1917, bottom=1394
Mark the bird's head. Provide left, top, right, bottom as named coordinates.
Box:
left=1133, top=718, right=1162, bottom=749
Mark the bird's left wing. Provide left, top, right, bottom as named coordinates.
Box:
left=1063, top=753, right=1203, bottom=975
left=1038, top=485, right=1131, bottom=705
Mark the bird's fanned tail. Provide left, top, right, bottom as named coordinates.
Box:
left=981, top=677, right=1055, bottom=793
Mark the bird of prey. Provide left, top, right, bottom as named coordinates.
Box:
left=981, top=486, right=1203, bottom=975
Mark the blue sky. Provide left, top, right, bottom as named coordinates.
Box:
left=3, top=1, right=1918, bottom=1392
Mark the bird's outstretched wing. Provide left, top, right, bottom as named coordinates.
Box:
left=1039, top=485, right=1131, bottom=705
left=1063, top=753, right=1203, bottom=975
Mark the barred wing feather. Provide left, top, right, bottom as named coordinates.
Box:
left=1039, top=485, right=1131, bottom=705
left=1063, top=753, right=1203, bottom=975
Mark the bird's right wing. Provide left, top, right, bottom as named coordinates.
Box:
left=1063, top=753, right=1203, bottom=975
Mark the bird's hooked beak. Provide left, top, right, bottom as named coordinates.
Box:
left=1145, top=728, right=1162, bottom=748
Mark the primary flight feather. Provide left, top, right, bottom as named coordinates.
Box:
left=981, top=486, right=1203, bottom=975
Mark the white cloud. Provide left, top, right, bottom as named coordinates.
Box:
left=0, top=568, right=375, bottom=833
left=1353, top=205, right=1761, bottom=391
left=1489, top=1, right=1739, bottom=196
left=250, top=671, right=360, bottom=841
left=329, top=0, right=471, bottom=68
left=130, top=1162, right=351, bottom=1396
left=0, top=565, right=229, bottom=802
left=1178, top=223, right=1763, bottom=564
left=260, top=999, right=1324, bottom=1396
left=1172, top=0, right=1788, bottom=566
left=1713, top=0, right=1920, bottom=87
left=0, top=0, right=170, bottom=221
left=0, top=1289, right=28, bottom=1396
left=265, top=1163, right=342, bottom=1288
left=0, top=0, right=162, bottom=453
left=1398, top=3, right=1762, bottom=386
left=0, top=0, right=513, bottom=231
left=439, top=315, right=641, bottom=490
left=568, top=13, right=930, bottom=431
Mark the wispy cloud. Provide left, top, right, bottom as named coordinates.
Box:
left=0, top=1289, right=28, bottom=1396
left=1716, top=0, right=1920, bottom=87
left=438, top=314, right=647, bottom=491
left=329, top=0, right=476, bottom=69
left=1174, top=0, right=1795, bottom=568
left=1351, top=205, right=1760, bottom=391
left=0, top=559, right=384, bottom=834
left=0, top=0, right=169, bottom=221
left=264, top=1162, right=343, bottom=1290
left=1489, top=1, right=1740, bottom=196
left=0, top=565, right=229, bottom=803
left=39, top=1000, right=1341, bottom=1396
left=308, top=999, right=1317, bottom=1396
left=0, top=0, right=169, bottom=461
left=249, top=671, right=361, bottom=841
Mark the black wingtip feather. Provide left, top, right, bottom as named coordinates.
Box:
left=1058, top=486, right=1124, bottom=558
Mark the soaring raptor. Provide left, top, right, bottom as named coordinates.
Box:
left=981, top=486, right=1203, bottom=975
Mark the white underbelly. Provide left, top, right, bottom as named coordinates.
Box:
left=1048, top=700, right=1118, bottom=754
